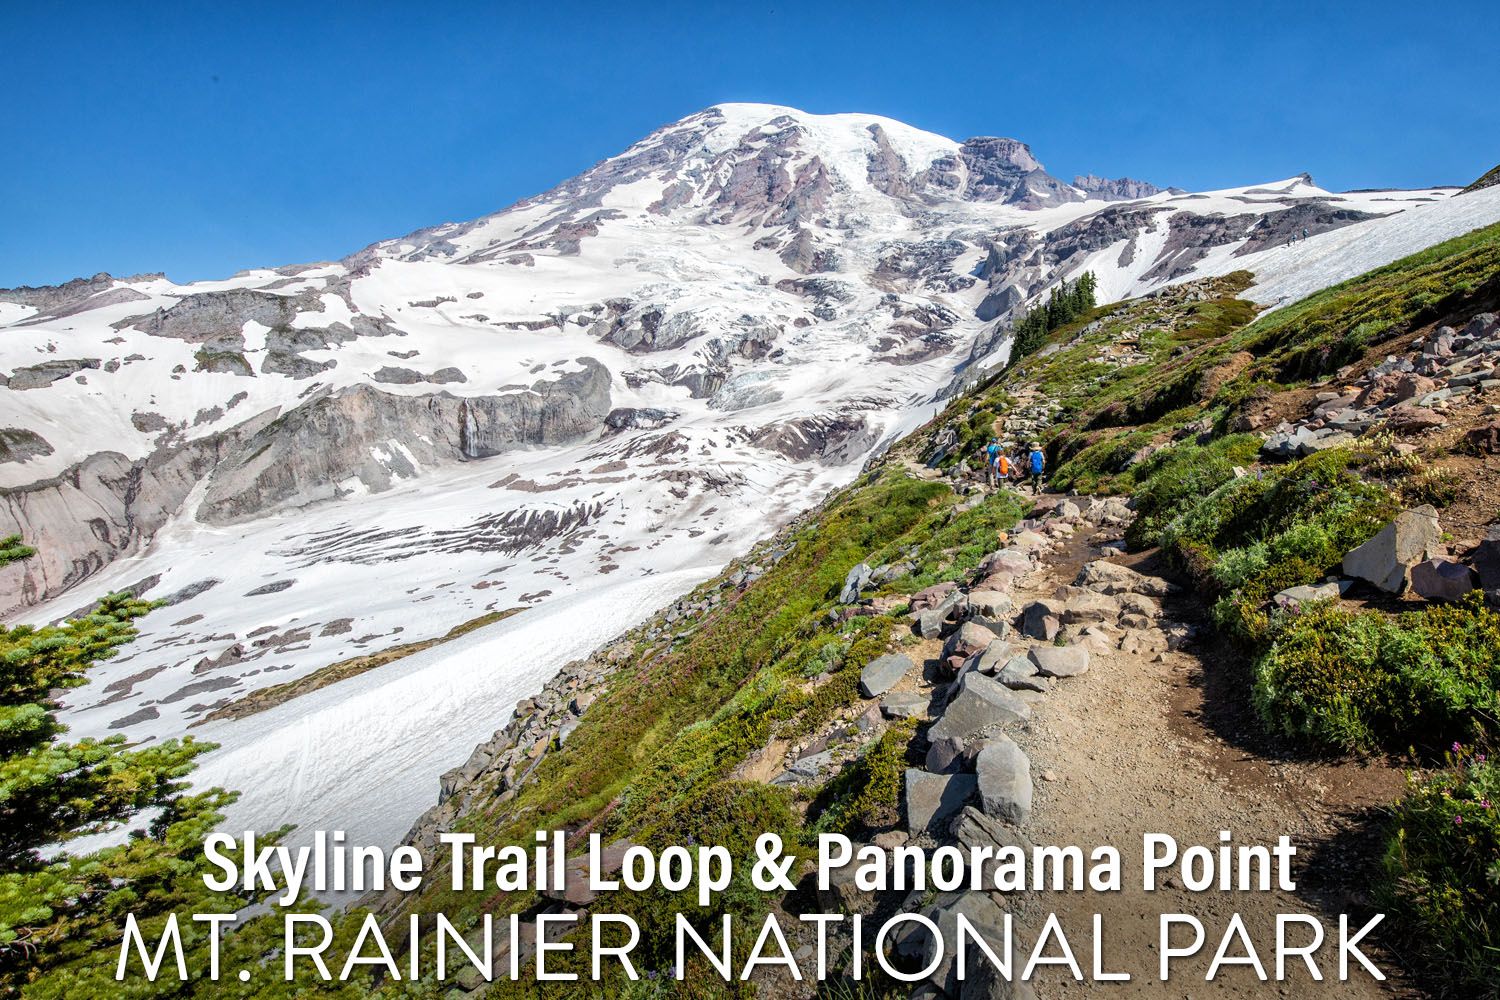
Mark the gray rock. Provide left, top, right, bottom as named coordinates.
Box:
left=967, top=590, right=1013, bottom=618
left=1342, top=505, right=1443, bottom=593
left=839, top=562, right=873, bottom=603
left=1074, top=560, right=1174, bottom=597
left=5, top=357, right=101, bottom=390
left=1409, top=558, right=1477, bottom=602
left=1272, top=581, right=1343, bottom=609
left=929, top=673, right=1032, bottom=742
left=925, top=736, right=968, bottom=774
left=1057, top=590, right=1121, bottom=625
left=860, top=653, right=913, bottom=698
left=1027, top=644, right=1090, bottom=678
left=997, top=654, right=1048, bottom=692
left=975, top=740, right=1033, bottom=825
left=881, top=691, right=929, bottom=719
left=904, top=769, right=977, bottom=832
left=915, top=607, right=948, bottom=638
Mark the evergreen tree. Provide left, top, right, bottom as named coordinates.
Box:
left=0, top=547, right=375, bottom=997
left=1003, top=271, right=1098, bottom=369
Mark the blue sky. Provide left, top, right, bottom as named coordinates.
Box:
left=2, top=1, right=1495, bottom=287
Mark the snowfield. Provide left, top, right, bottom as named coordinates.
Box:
left=5, top=103, right=1499, bottom=872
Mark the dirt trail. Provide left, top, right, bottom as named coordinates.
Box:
left=1006, top=518, right=1420, bottom=999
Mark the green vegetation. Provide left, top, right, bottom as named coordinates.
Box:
left=1005, top=271, right=1098, bottom=367
left=1253, top=595, right=1500, bottom=753
left=0, top=536, right=34, bottom=569
left=1383, top=748, right=1500, bottom=998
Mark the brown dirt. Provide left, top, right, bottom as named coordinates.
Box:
left=1005, top=517, right=1423, bottom=998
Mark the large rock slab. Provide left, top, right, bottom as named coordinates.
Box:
left=967, top=590, right=1014, bottom=618
left=860, top=653, right=914, bottom=698
left=1342, top=505, right=1442, bottom=593
left=929, top=673, right=1031, bottom=742
left=975, top=739, right=1033, bottom=825
left=1410, top=558, right=1476, bottom=602
left=1028, top=644, right=1090, bottom=678
left=1056, top=589, right=1121, bottom=625
left=904, top=769, right=977, bottom=832
left=1074, top=560, right=1174, bottom=597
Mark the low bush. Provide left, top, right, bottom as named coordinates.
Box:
left=1253, top=595, right=1500, bottom=754
left=1383, top=747, right=1500, bottom=998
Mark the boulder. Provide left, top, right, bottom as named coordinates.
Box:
left=967, top=590, right=1014, bottom=618
left=839, top=562, right=873, bottom=603
left=904, top=769, right=977, bottom=832
left=910, top=581, right=958, bottom=611
left=860, top=653, right=914, bottom=698
left=925, top=736, right=968, bottom=774
left=1409, top=558, right=1477, bottom=602
left=1387, top=405, right=1447, bottom=433
left=997, top=654, right=1046, bottom=692
left=1056, top=590, right=1121, bottom=625
left=1019, top=600, right=1061, bottom=641
left=975, top=740, right=1033, bottom=825
left=1474, top=530, right=1500, bottom=597
left=979, top=549, right=1032, bottom=578
left=1074, top=560, right=1174, bottom=597
left=1053, top=499, right=1081, bottom=521
left=881, top=691, right=929, bottom=720
left=914, top=607, right=948, bottom=638
left=1342, top=505, right=1443, bottom=593
left=928, top=674, right=1032, bottom=742
left=973, top=639, right=1014, bottom=674
left=1027, top=644, right=1090, bottom=678
left=943, top=621, right=996, bottom=660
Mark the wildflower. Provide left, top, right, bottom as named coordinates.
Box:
left=1452, top=742, right=1463, bottom=753
left=1453, top=815, right=1463, bottom=826
left=1482, top=800, right=1492, bottom=810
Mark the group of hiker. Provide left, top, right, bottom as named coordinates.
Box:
left=983, top=438, right=1046, bottom=493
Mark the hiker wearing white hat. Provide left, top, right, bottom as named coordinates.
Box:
left=1026, top=442, right=1046, bottom=494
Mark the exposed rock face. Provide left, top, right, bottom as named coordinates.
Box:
left=0, top=428, right=54, bottom=465
left=201, top=360, right=611, bottom=523
left=0, top=416, right=275, bottom=614
left=1073, top=174, right=1168, bottom=201
left=5, top=358, right=101, bottom=390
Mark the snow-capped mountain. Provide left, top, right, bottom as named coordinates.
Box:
left=3, top=103, right=1496, bottom=854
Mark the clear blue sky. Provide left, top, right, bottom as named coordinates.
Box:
left=3, top=1, right=1495, bottom=287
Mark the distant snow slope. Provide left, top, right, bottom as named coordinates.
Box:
left=4, top=103, right=1497, bottom=858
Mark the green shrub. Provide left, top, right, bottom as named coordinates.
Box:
left=812, top=719, right=920, bottom=834
left=1253, top=596, right=1500, bottom=754
left=1383, top=748, right=1500, bottom=998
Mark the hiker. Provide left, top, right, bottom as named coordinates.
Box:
left=1026, top=441, right=1046, bottom=493
left=1302, top=227, right=1310, bottom=241
left=984, top=437, right=1002, bottom=486
left=995, top=450, right=1012, bottom=486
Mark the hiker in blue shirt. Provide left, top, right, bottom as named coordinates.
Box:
left=984, top=438, right=1002, bottom=486
left=1026, top=442, right=1046, bottom=493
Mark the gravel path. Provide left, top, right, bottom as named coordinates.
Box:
left=1006, top=523, right=1421, bottom=999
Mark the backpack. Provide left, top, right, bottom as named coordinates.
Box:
left=1029, top=450, right=1044, bottom=474
left=997, top=455, right=1010, bottom=475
